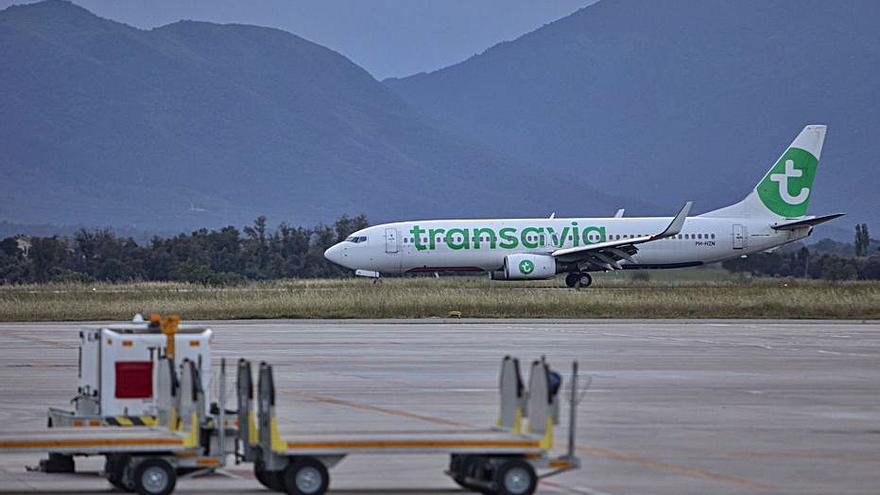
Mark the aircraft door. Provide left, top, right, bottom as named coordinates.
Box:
left=385, top=228, right=399, bottom=254
left=732, top=224, right=747, bottom=250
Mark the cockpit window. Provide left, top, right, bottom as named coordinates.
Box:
left=345, top=235, right=367, bottom=243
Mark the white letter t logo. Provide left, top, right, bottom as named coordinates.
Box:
left=770, top=159, right=809, bottom=205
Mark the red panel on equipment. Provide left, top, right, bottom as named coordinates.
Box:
left=115, top=361, right=153, bottom=399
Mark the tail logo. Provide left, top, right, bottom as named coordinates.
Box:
left=757, top=147, right=818, bottom=217
left=770, top=159, right=810, bottom=205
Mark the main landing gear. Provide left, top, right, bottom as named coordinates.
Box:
left=565, top=272, right=592, bottom=289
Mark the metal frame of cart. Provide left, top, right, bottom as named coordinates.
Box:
left=236, top=355, right=582, bottom=495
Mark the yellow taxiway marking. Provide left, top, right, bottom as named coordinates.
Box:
left=575, top=446, right=778, bottom=492
left=281, top=388, right=777, bottom=491
left=723, top=451, right=880, bottom=463
left=282, top=389, right=470, bottom=427
left=7, top=332, right=77, bottom=350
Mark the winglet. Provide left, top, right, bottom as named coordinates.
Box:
left=655, top=202, right=692, bottom=239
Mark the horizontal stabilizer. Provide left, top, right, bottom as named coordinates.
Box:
left=771, top=213, right=845, bottom=230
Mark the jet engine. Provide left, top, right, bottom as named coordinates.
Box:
left=495, top=253, right=557, bottom=280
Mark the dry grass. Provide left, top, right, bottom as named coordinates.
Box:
left=0, top=275, right=878, bottom=321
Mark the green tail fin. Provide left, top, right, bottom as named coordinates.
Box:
left=703, top=125, right=827, bottom=219
left=755, top=125, right=826, bottom=217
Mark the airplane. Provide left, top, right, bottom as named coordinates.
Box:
left=324, top=125, right=843, bottom=288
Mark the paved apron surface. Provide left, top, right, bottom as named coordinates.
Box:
left=0, top=319, right=877, bottom=494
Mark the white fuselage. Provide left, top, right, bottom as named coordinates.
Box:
left=324, top=216, right=809, bottom=275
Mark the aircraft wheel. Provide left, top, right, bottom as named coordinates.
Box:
left=565, top=273, right=580, bottom=288
left=576, top=273, right=593, bottom=288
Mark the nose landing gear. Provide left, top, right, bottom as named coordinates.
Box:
left=565, top=272, right=592, bottom=288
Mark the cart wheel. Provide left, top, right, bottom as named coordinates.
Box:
left=132, top=458, right=176, bottom=495
left=282, top=457, right=329, bottom=495
left=254, top=460, right=285, bottom=492
left=105, top=455, right=133, bottom=492
left=450, top=455, right=487, bottom=490
left=493, top=459, right=537, bottom=495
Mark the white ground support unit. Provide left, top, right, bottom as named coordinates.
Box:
left=49, top=315, right=212, bottom=429
left=38, top=315, right=213, bottom=475
left=0, top=356, right=216, bottom=495
left=237, top=356, right=582, bottom=495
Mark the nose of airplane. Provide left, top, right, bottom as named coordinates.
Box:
left=324, top=243, right=344, bottom=266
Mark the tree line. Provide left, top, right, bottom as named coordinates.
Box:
left=0, top=215, right=368, bottom=285
left=722, top=224, right=880, bottom=280
left=1, top=216, right=877, bottom=284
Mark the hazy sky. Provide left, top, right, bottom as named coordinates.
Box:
left=1, top=0, right=595, bottom=79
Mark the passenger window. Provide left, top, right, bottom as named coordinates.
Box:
left=711, top=233, right=715, bottom=239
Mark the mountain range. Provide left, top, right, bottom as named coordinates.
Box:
left=386, top=0, right=880, bottom=237
left=1, top=0, right=632, bottom=231
left=2, top=0, right=877, bottom=237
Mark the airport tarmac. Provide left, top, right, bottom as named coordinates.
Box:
left=0, top=319, right=878, bottom=494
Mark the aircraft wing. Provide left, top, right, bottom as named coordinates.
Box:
left=551, top=202, right=692, bottom=269
left=770, top=213, right=845, bottom=230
